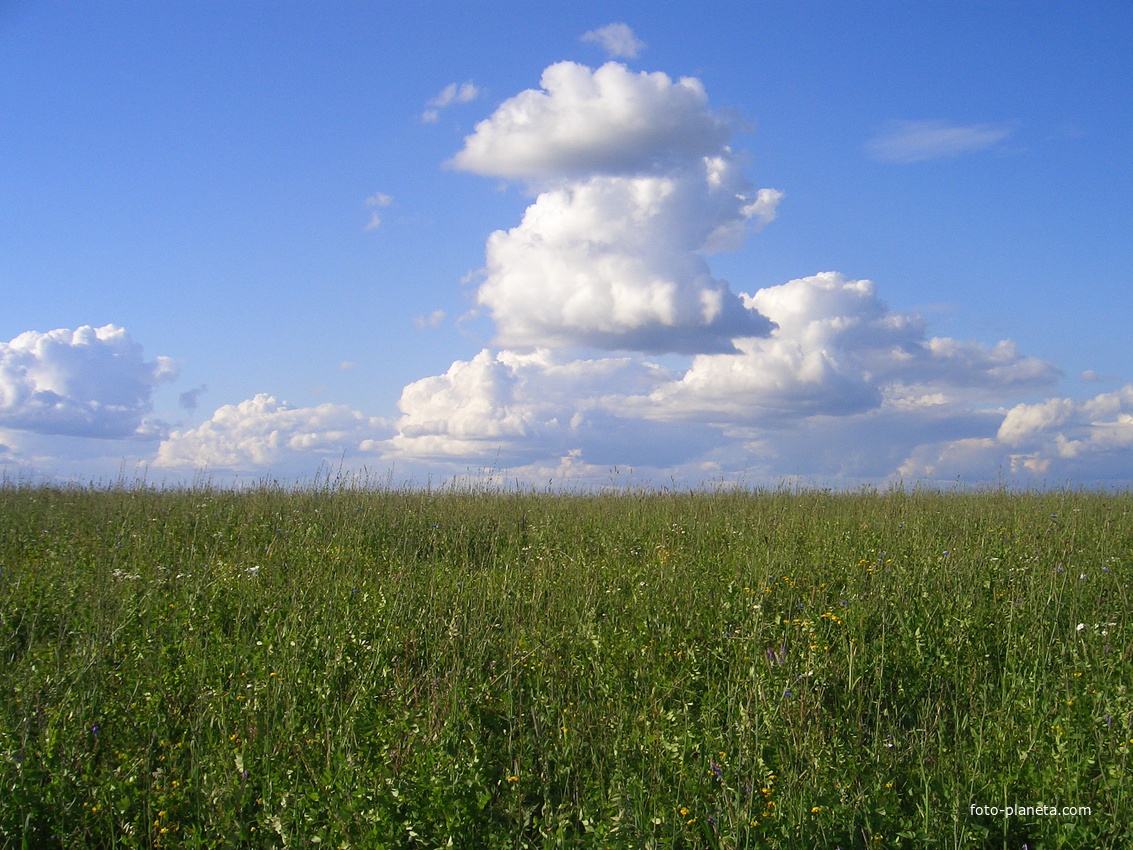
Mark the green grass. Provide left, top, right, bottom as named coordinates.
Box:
left=1, top=481, right=1131, bottom=848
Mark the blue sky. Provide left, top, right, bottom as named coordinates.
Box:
left=3, top=1, right=1131, bottom=487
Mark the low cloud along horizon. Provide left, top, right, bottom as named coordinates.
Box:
left=5, top=50, right=1131, bottom=487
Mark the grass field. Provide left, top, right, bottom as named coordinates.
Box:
left=1, top=480, right=1131, bottom=848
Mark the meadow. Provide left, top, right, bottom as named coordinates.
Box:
left=1, top=480, right=1130, bottom=848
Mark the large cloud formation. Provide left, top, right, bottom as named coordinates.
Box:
left=142, top=45, right=1133, bottom=487
left=383, top=54, right=1090, bottom=486
left=389, top=271, right=1069, bottom=482
left=0, top=325, right=177, bottom=439
left=451, top=61, right=779, bottom=355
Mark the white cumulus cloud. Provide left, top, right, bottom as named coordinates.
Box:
left=387, top=348, right=712, bottom=469
left=155, top=393, right=387, bottom=472
left=627, top=272, right=1058, bottom=423
left=0, top=325, right=177, bottom=439
left=449, top=61, right=781, bottom=355
left=478, top=169, right=776, bottom=353
left=449, top=61, right=731, bottom=181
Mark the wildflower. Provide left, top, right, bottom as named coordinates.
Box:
left=811, top=806, right=822, bottom=813
left=507, top=775, right=519, bottom=783
left=1077, top=623, right=1086, bottom=632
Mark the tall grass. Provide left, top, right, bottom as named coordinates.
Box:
left=1, top=481, right=1130, bottom=847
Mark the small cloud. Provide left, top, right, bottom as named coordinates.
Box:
left=582, top=23, right=645, bottom=59
left=364, top=192, right=393, bottom=230
left=413, top=310, right=446, bottom=331
left=339, top=360, right=357, bottom=371
left=422, top=81, right=480, bottom=123
left=866, top=120, right=1013, bottom=163
left=742, top=188, right=784, bottom=231
left=1081, top=370, right=1105, bottom=383
left=179, top=384, right=208, bottom=411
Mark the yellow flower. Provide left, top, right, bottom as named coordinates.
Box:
left=507, top=775, right=519, bottom=783
left=680, top=807, right=690, bottom=816
left=811, top=806, right=822, bottom=813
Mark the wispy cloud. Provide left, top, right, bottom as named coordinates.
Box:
left=581, top=23, right=645, bottom=59
left=179, top=384, right=207, bottom=411
left=364, top=191, right=393, bottom=230
left=413, top=310, right=446, bottom=331
left=422, top=81, right=480, bottom=123
left=866, top=119, right=1014, bottom=163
